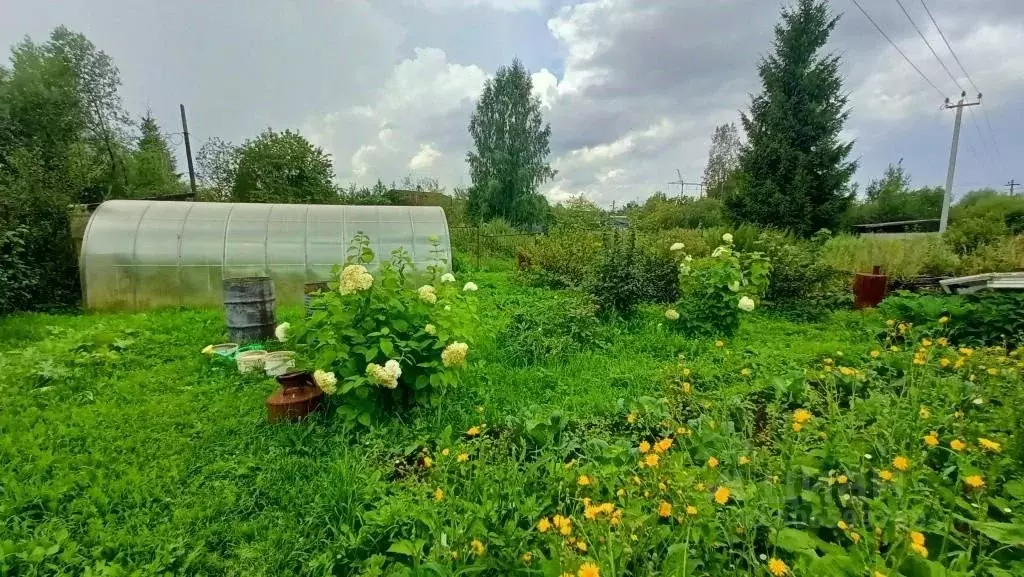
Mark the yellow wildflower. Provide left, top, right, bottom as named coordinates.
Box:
left=681, top=381, right=692, bottom=394
left=886, top=319, right=896, bottom=327
left=553, top=514, right=573, bottom=536
left=466, top=426, right=481, bottom=437
left=878, top=469, right=894, bottom=481
left=610, top=509, right=622, bottom=526
left=940, top=358, right=951, bottom=368
left=836, top=474, right=848, bottom=485
left=870, top=350, right=880, bottom=358
left=959, top=347, right=974, bottom=356
left=638, top=440, right=651, bottom=454
left=654, top=438, right=674, bottom=453
left=767, top=558, right=789, bottom=576
left=938, top=316, right=949, bottom=325
left=578, top=475, right=592, bottom=486
left=643, top=454, right=660, bottom=468
left=575, top=540, right=588, bottom=552
left=626, top=412, right=637, bottom=424
left=658, top=501, right=672, bottom=518
left=537, top=518, right=551, bottom=533
left=937, top=337, right=948, bottom=346
left=471, top=539, right=485, bottom=556
left=521, top=552, right=532, bottom=564
left=954, top=358, right=966, bottom=369
left=441, top=448, right=450, bottom=456
left=686, top=505, right=698, bottom=516
left=837, top=520, right=849, bottom=530
left=457, top=453, right=469, bottom=463
left=839, top=366, right=856, bottom=376
left=950, top=439, right=966, bottom=452
left=793, top=409, right=812, bottom=423
left=577, top=562, right=600, bottom=577
left=923, top=432, right=939, bottom=447
left=890, top=345, right=900, bottom=353
left=919, top=406, right=931, bottom=420
left=741, top=368, right=752, bottom=377
left=433, top=487, right=444, bottom=502
left=707, top=456, right=720, bottom=469
left=792, top=423, right=803, bottom=432
left=714, top=486, right=731, bottom=505
left=964, top=475, right=985, bottom=489
left=909, top=533, right=928, bottom=558
left=922, top=338, right=932, bottom=347
left=423, top=456, right=433, bottom=468
left=682, top=368, right=691, bottom=377
left=850, top=531, right=861, bottom=544
left=893, top=456, right=909, bottom=471
left=978, top=438, right=1002, bottom=452
left=715, top=340, right=725, bottom=348
left=739, top=455, right=751, bottom=465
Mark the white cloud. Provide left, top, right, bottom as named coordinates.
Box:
left=414, top=0, right=543, bottom=12
left=409, top=143, right=443, bottom=170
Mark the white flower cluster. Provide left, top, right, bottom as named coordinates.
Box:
left=463, top=281, right=478, bottom=292
left=275, top=322, right=291, bottom=342
left=314, top=369, right=337, bottom=395
left=722, top=232, right=734, bottom=244
left=670, top=242, right=685, bottom=251
left=367, top=359, right=402, bottom=389
left=441, top=342, right=469, bottom=368
left=664, top=309, right=680, bottom=321
left=738, top=296, right=756, bottom=312
left=425, top=323, right=437, bottom=336
left=418, top=285, right=437, bottom=304
left=340, top=264, right=374, bottom=295
left=441, top=273, right=456, bottom=283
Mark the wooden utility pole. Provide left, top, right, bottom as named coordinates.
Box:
left=180, top=104, right=197, bottom=197
left=940, top=92, right=981, bottom=233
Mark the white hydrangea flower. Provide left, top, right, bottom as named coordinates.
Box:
left=314, top=369, right=337, bottom=395
left=384, top=359, right=402, bottom=379
left=418, top=285, right=437, bottom=304
left=722, top=233, right=734, bottom=244
left=664, top=309, right=680, bottom=321
left=441, top=341, right=469, bottom=368
left=738, top=296, right=756, bottom=312
left=425, top=324, right=437, bottom=336
left=274, top=322, right=291, bottom=342
left=463, top=281, right=478, bottom=292
left=728, top=280, right=740, bottom=292
left=367, top=363, right=398, bottom=389
left=340, top=264, right=374, bottom=295
left=678, top=263, right=691, bottom=275
left=711, top=246, right=728, bottom=258
left=670, top=242, right=685, bottom=251
left=685, top=255, right=693, bottom=262
left=440, top=273, right=456, bottom=283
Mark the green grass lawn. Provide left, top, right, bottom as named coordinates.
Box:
left=1, top=274, right=1021, bottom=576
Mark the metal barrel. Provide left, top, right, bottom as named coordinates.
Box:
left=303, top=281, right=329, bottom=318
left=223, top=277, right=277, bottom=343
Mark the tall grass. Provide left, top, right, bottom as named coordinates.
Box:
left=819, top=233, right=960, bottom=279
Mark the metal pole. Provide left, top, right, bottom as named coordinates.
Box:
left=180, top=104, right=197, bottom=197
left=940, top=93, right=981, bottom=233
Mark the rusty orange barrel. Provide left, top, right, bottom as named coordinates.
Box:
left=853, top=265, right=888, bottom=309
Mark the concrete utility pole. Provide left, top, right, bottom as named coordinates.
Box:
left=1007, top=179, right=1019, bottom=195
left=940, top=92, right=981, bottom=233
left=180, top=104, right=197, bottom=197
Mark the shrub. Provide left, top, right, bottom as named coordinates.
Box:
left=946, top=216, right=1007, bottom=255
left=639, top=228, right=711, bottom=258
left=519, top=227, right=603, bottom=289
left=497, top=290, right=604, bottom=366
left=292, top=234, right=476, bottom=426
left=628, top=194, right=726, bottom=231
left=589, top=231, right=645, bottom=318
left=700, top=223, right=764, bottom=253
left=819, top=233, right=960, bottom=280
left=0, top=226, right=40, bottom=315
left=954, top=189, right=1024, bottom=234
left=881, top=290, right=1024, bottom=347
left=959, top=236, right=1024, bottom=275
left=757, top=230, right=851, bottom=318
left=668, top=233, right=771, bottom=336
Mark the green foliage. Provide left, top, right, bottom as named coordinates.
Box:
left=589, top=231, right=645, bottom=318
left=292, top=235, right=476, bottom=426
left=628, top=193, right=726, bottom=231
left=819, top=234, right=960, bottom=280
left=125, top=112, right=181, bottom=197
left=641, top=228, right=711, bottom=258
left=729, top=0, right=856, bottom=235
left=520, top=226, right=603, bottom=289
left=959, top=235, right=1024, bottom=275
left=757, top=229, right=850, bottom=318
left=670, top=235, right=771, bottom=336
left=954, top=189, right=1024, bottom=234
left=881, top=290, right=1024, bottom=347
left=0, top=225, right=40, bottom=313
left=231, top=129, right=337, bottom=204
left=844, top=162, right=943, bottom=227
left=702, top=123, right=742, bottom=200
left=946, top=215, right=1008, bottom=254
left=497, top=289, right=604, bottom=366
left=466, top=59, right=555, bottom=228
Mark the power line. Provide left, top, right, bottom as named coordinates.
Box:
left=848, top=0, right=947, bottom=99
left=895, top=0, right=963, bottom=91
left=918, top=0, right=981, bottom=95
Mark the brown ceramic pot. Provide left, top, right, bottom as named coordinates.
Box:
left=266, top=371, right=324, bottom=423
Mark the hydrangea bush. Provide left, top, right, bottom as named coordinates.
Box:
left=289, top=233, right=477, bottom=426
left=665, top=233, right=771, bottom=336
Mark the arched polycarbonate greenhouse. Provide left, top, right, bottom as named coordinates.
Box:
left=80, top=200, right=452, bottom=310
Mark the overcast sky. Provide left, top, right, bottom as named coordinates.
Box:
left=3, top=0, right=1021, bottom=206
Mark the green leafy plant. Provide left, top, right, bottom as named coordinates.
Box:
left=292, top=233, right=477, bottom=426
left=589, top=231, right=645, bottom=318
left=881, top=290, right=1024, bottom=347
left=757, top=229, right=851, bottom=319
left=497, top=290, right=604, bottom=366
left=668, top=233, right=771, bottom=336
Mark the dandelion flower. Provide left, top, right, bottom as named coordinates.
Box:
left=739, top=456, right=750, bottom=465
left=643, top=454, right=660, bottom=468
left=950, top=439, right=966, bottom=452
left=892, top=456, right=909, bottom=471
left=434, top=487, right=444, bottom=502
left=441, top=342, right=469, bottom=368
left=457, top=452, right=469, bottom=463
left=521, top=552, right=532, bottom=563
left=707, top=456, right=720, bottom=469
left=836, top=474, right=849, bottom=484
left=339, top=264, right=374, bottom=294
left=465, top=426, right=482, bottom=438
left=909, top=532, right=928, bottom=558
left=471, top=539, right=485, bottom=556
left=441, top=448, right=450, bottom=456
left=658, top=501, right=672, bottom=517
left=793, top=409, right=813, bottom=424
left=978, top=438, right=1002, bottom=452
left=575, top=540, right=588, bottom=552
left=938, top=316, right=949, bottom=325
left=792, top=423, right=803, bottom=432
left=837, top=520, right=848, bottom=530
left=686, top=505, right=698, bottom=516
left=714, top=487, right=731, bottom=505
left=878, top=469, right=894, bottom=481
left=627, top=412, right=637, bottom=424
left=850, top=532, right=861, bottom=544
left=201, top=344, right=215, bottom=356
left=870, top=350, right=880, bottom=358
left=425, top=323, right=437, bottom=336
left=919, top=406, right=931, bottom=420
left=463, top=281, right=478, bottom=292
left=670, top=242, right=685, bottom=251
left=639, top=441, right=651, bottom=454
left=578, top=474, right=592, bottom=486
left=423, top=456, right=433, bottom=468
left=665, top=309, right=680, bottom=321
left=274, top=322, right=291, bottom=342
left=537, top=517, right=551, bottom=533
left=553, top=514, right=573, bottom=536
left=738, top=296, right=755, bottom=312
left=418, top=285, right=438, bottom=304
left=654, top=438, right=673, bottom=454
left=923, top=432, right=939, bottom=447
left=722, top=233, right=734, bottom=244
left=767, top=557, right=788, bottom=576
left=577, top=562, right=600, bottom=577
left=963, top=475, right=985, bottom=489
left=440, top=272, right=456, bottom=283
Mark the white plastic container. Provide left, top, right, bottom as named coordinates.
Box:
left=236, top=350, right=268, bottom=374
left=263, top=351, right=296, bottom=377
